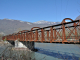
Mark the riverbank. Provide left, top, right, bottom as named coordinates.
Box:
left=0, top=41, right=35, bottom=60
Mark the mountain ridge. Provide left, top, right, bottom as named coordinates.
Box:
left=33, top=20, right=60, bottom=24
left=0, top=18, right=59, bottom=35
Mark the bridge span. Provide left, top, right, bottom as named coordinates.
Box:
left=2, top=18, right=80, bottom=50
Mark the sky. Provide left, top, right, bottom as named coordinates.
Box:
left=0, top=0, right=80, bottom=23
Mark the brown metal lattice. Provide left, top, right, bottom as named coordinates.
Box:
left=2, top=18, right=80, bottom=44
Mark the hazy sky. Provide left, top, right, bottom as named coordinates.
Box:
left=0, top=0, right=80, bottom=22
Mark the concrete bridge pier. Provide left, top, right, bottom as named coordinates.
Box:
left=15, top=40, right=35, bottom=50
left=26, top=41, right=34, bottom=50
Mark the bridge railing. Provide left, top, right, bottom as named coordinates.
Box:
left=2, top=18, right=80, bottom=43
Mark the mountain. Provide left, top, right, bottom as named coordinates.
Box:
left=0, top=18, right=42, bottom=35
left=33, top=20, right=60, bottom=25
left=0, top=18, right=60, bottom=35
left=75, top=15, right=80, bottom=20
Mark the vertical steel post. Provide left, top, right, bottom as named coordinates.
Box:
left=14, top=34, right=15, bottom=40
left=31, top=31, right=32, bottom=41
left=12, top=35, right=13, bottom=40
left=73, top=23, right=77, bottom=40
left=41, top=28, right=44, bottom=42
left=11, top=35, right=12, bottom=40
left=79, top=20, right=80, bottom=39
left=18, top=33, right=20, bottom=41
left=19, top=33, right=21, bottom=41
left=29, top=32, right=31, bottom=41
left=15, top=35, right=16, bottom=40
left=22, top=32, right=24, bottom=41
left=31, top=32, right=33, bottom=41
left=15, top=34, right=17, bottom=40
left=26, top=32, right=28, bottom=41
left=14, top=35, right=15, bottom=40
left=79, top=20, right=80, bottom=29
left=33, top=32, right=34, bottom=41
left=29, top=33, right=30, bottom=41
left=16, top=34, right=18, bottom=39
left=13, top=35, right=14, bottom=40
left=16, top=34, right=17, bottom=40
left=22, top=33, right=24, bottom=41
left=21, top=31, right=23, bottom=41
left=28, top=33, right=30, bottom=41
left=7, top=36, right=8, bottom=40
left=23, top=33, right=25, bottom=41
left=8, top=35, right=9, bottom=40
left=47, top=30, right=49, bottom=41
left=62, top=24, right=66, bottom=44
left=9, top=35, right=10, bottom=40
left=36, top=30, right=38, bottom=42
left=54, top=29, right=56, bottom=41
left=50, top=27, right=53, bottom=43
left=15, top=35, right=17, bottom=39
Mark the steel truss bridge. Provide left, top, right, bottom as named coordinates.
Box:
left=2, top=18, right=80, bottom=44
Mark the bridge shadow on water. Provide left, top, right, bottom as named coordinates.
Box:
left=35, top=48, right=80, bottom=60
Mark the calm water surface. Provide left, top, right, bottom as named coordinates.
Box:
left=34, top=43, right=80, bottom=60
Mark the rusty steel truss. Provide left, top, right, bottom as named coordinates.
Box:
left=2, top=18, right=80, bottom=44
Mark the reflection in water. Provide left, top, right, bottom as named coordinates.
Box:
left=36, top=48, right=80, bottom=60
left=35, top=43, right=80, bottom=60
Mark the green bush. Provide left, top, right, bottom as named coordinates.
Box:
left=4, top=37, right=6, bottom=41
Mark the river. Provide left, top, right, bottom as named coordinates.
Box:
left=33, top=43, right=80, bottom=60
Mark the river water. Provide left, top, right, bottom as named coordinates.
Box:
left=0, top=43, right=80, bottom=60
left=33, top=43, right=80, bottom=60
